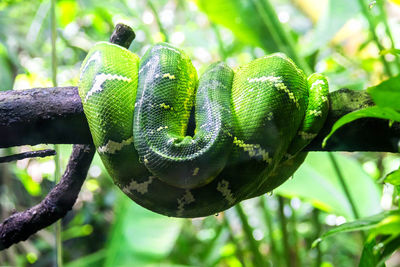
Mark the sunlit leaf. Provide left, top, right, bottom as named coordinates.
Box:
left=323, top=106, right=400, bottom=147
left=380, top=48, right=400, bottom=56
left=300, top=0, right=360, bottom=56
left=382, top=169, right=400, bottom=186
left=57, top=0, right=78, bottom=27
left=194, top=0, right=279, bottom=52
left=371, top=215, right=400, bottom=237
left=367, top=74, right=400, bottom=110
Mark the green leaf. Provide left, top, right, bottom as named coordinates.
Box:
left=276, top=152, right=382, bottom=220
left=57, top=0, right=78, bottom=27
left=367, top=74, right=400, bottom=110
left=12, top=167, right=41, bottom=197
left=323, top=106, right=400, bottom=147
left=312, top=210, right=398, bottom=247
left=194, top=0, right=279, bottom=52
left=371, top=214, right=400, bottom=237
left=382, top=169, right=400, bottom=186
left=359, top=238, right=381, bottom=267
left=104, top=190, right=183, bottom=266
left=380, top=48, right=400, bottom=56
left=0, top=43, right=13, bottom=91
left=300, top=0, right=360, bottom=56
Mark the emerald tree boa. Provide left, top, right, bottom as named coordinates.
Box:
left=78, top=41, right=329, bottom=218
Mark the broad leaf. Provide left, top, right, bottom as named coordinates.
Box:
left=104, top=189, right=183, bottom=266
left=276, top=152, right=382, bottom=219
left=367, top=74, right=400, bottom=110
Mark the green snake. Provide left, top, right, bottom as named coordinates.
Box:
left=78, top=41, right=329, bottom=218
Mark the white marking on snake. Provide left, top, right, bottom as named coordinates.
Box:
left=267, top=111, right=273, bottom=121
left=123, top=176, right=154, bottom=195
left=233, top=137, right=272, bottom=163
left=162, top=73, right=175, bottom=79
left=167, top=138, right=177, bottom=144
left=217, top=180, right=236, bottom=205
left=98, top=136, right=133, bottom=154
left=308, top=109, right=322, bottom=117
left=156, top=126, right=169, bottom=131
left=247, top=76, right=299, bottom=108
left=80, top=51, right=101, bottom=79
left=161, top=46, right=181, bottom=54
left=84, top=73, right=132, bottom=102
left=160, top=103, right=173, bottom=110
left=192, top=167, right=200, bottom=176
left=298, top=131, right=317, bottom=140
left=310, top=80, right=326, bottom=91
left=321, top=95, right=328, bottom=103
left=177, top=190, right=195, bottom=217
left=139, top=60, right=152, bottom=74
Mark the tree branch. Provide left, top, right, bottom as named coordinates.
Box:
left=0, top=144, right=95, bottom=250
left=0, top=23, right=135, bottom=250
left=0, top=86, right=399, bottom=152
left=0, top=149, right=56, bottom=163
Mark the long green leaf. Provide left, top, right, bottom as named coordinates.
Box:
left=313, top=210, right=399, bottom=247
left=323, top=106, right=400, bottom=147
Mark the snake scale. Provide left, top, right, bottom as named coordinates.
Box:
left=78, top=41, right=329, bottom=218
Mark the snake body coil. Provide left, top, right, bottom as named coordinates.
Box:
left=79, top=41, right=329, bottom=218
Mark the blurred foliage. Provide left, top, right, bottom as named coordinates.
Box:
left=1, top=0, right=400, bottom=266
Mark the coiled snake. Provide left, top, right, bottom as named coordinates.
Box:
left=78, top=41, right=329, bottom=218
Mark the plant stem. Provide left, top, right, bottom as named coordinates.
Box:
left=289, top=201, right=300, bottom=266
left=253, top=0, right=312, bottom=74
left=328, top=153, right=366, bottom=239
left=312, top=208, right=322, bottom=267
left=259, top=196, right=281, bottom=266
left=277, top=196, right=292, bottom=267
left=147, top=1, right=169, bottom=42
left=357, top=0, right=393, bottom=76
left=211, top=23, right=227, bottom=60
left=234, top=204, right=267, bottom=266
left=50, top=0, right=62, bottom=265
left=376, top=0, right=400, bottom=72
left=222, top=216, right=247, bottom=267
left=328, top=153, right=360, bottom=220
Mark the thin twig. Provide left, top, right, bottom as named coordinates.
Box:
left=0, top=144, right=95, bottom=250
left=0, top=149, right=56, bottom=163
